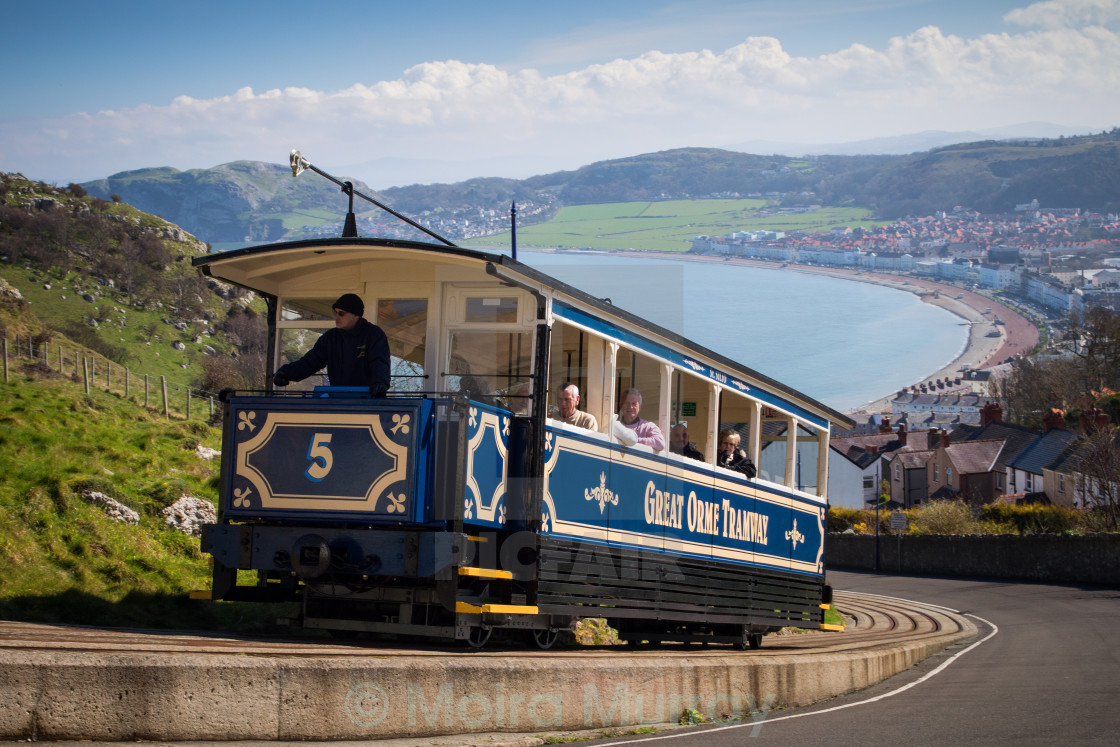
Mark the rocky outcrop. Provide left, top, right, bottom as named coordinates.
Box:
left=160, top=496, right=217, bottom=537
left=79, top=491, right=140, bottom=525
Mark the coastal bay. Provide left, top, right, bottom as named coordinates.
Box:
left=518, top=249, right=1037, bottom=415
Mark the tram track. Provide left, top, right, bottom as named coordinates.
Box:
left=0, top=590, right=973, bottom=659
left=0, top=590, right=977, bottom=742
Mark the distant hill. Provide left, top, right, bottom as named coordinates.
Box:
left=723, top=122, right=1095, bottom=157
left=82, top=161, right=383, bottom=244
left=82, top=130, right=1120, bottom=244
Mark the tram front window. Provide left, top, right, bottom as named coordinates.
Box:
left=275, top=298, right=335, bottom=391
left=378, top=299, right=427, bottom=393
left=447, top=331, right=532, bottom=407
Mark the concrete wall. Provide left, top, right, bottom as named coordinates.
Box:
left=2, top=638, right=969, bottom=741
left=827, top=533, right=1120, bottom=586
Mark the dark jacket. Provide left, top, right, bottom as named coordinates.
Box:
left=276, top=317, right=390, bottom=390
left=717, top=448, right=757, bottom=478
left=677, top=442, right=704, bottom=461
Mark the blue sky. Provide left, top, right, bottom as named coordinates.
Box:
left=3, top=0, right=1119, bottom=187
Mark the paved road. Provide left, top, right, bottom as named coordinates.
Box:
left=589, top=570, right=1120, bottom=746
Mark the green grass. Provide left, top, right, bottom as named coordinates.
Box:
left=824, top=605, right=845, bottom=628
left=2, top=261, right=249, bottom=396
left=0, top=364, right=292, bottom=631
left=255, top=206, right=341, bottom=230
left=467, top=199, right=887, bottom=251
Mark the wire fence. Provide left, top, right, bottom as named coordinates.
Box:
left=3, top=332, right=220, bottom=423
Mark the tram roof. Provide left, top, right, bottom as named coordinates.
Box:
left=194, top=237, right=854, bottom=430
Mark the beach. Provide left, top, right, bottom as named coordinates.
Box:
left=610, top=251, right=1039, bottom=418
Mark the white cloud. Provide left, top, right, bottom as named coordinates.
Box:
left=1006, top=0, right=1120, bottom=29
left=2, top=19, right=1118, bottom=186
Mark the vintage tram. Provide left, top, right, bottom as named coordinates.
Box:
left=195, top=157, right=852, bottom=648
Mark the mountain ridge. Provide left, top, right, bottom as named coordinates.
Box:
left=81, top=129, right=1120, bottom=245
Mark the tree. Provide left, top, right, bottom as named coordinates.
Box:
left=993, top=356, right=1084, bottom=428
left=1070, top=428, right=1120, bottom=528
left=67, top=183, right=87, bottom=198
left=1063, top=307, right=1120, bottom=394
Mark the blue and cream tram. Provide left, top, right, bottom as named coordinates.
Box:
left=195, top=161, right=853, bottom=649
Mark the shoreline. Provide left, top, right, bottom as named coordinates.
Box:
left=598, top=250, right=1039, bottom=418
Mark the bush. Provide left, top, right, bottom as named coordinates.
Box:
left=827, top=506, right=893, bottom=535
left=908, top=500, right=974, bottom=535
left=827, top=507, right=863, bottom=533
left=979, top=503, right=1078, bottom=534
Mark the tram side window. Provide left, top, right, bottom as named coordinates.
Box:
left=756, top=415, right=822, bottom=493
left=615, top=348, right=664, bottom=450
left=377, top=299, right=427, bottom=393
left=794, top=421, right=821, bottom=494
left=757, top=409, right=788, bottom=485
left=671, top=370, right=711, bottom=459
left=447, top=330, right=532, bottom=409
left=547, top=321, right=605, bottom=430
left=275, top=298, right=334, bottom=391
left=717, top=389, right=754, bottom=469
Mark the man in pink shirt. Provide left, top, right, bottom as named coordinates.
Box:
left=617, top=388, right=664, bottom=451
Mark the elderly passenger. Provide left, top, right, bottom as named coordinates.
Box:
left=554, top=382, right=598, bottom=430
left=615, top=388, right=664, bottom=451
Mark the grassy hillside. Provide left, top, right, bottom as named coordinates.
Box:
left=1, top=173, right=268, bottom=397
left=469, top=199, right=887, bottom=251
left=0, top=358, right=293, bottom=631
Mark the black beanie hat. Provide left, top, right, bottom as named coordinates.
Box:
left=333, top=293, right=364, bottom=317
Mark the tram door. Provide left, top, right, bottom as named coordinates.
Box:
left=440, top=284, right=536, bottom=532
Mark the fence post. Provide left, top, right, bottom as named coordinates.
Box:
left=91, top=357, right=96, bottom=385
left=58, top=345, right=63, bottom=374
left=3, top=336, right=8, bottom=383
left=125, top=368, right=130, bottom=399
left=145, top=374, right=150, bottom=407
left=161, top=375, right=169, bottom=418
left=106, top=361, right=111, bottom=392
left=186, top=388, right=192, bottom=421
left=83, top=358, right=90, bottom=394
left=209, top=397, right=214, bottom=419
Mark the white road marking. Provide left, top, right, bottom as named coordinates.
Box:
left=604, top=595, right=999, bottom=744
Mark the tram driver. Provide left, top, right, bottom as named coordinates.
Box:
left=613, top=388, right=664, bottom=451
left=272, top=293, right=391, bottom=394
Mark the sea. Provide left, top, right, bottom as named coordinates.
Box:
left=515, top=250, right=966, bottom=413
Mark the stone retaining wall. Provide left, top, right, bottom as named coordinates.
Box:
left=827, top=533, right=1120, bottom=586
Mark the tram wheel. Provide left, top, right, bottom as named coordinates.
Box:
left=467, top=626, right=492, bottom=649
left=736, top=628, right=763, bottom=651
left=532, top=629, right=558, bottom=650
